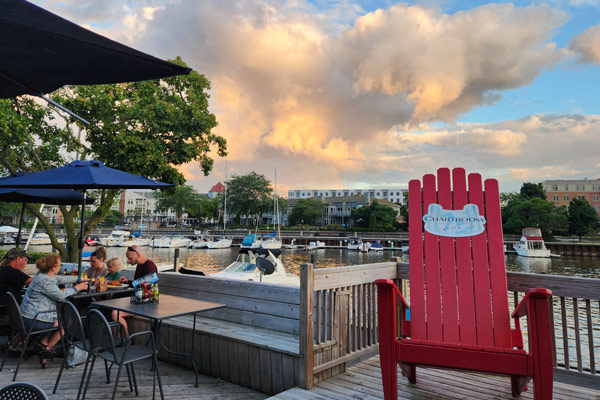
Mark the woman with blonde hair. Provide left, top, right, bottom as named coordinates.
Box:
left=20, top=254, right=88, bottom=368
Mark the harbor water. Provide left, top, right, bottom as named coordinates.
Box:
left=10, top=244, right=600, bottom=278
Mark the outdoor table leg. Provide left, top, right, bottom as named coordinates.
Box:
left=156, top=314, right=200, bottom=387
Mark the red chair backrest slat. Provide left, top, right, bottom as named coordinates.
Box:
left=408, top=168, right=511, bottom=348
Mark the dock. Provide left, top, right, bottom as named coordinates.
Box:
left=270, top=355, right=600, bottom=399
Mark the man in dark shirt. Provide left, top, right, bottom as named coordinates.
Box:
left=115, top=245, right=158, bottom=336
left=0, top=248, right=33, bottom=332
left=120, top=245, right=158, bottom=282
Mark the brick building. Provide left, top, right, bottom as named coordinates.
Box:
left=541, top=178, right=600, bottom=217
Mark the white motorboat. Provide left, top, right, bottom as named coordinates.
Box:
left=347, top=237, right=370, bottom=252
left=206, top=235, right=233, bottom=249
left=188, top=235, right=210, bottom=249
left=0, top=235, right=16, bottom=245
left=513, top=227, right=551, bottom=258
left=370, top=242, right=384, bottom=251
left=305, top=241, right=325, bottom=251
left=261, top=232, right=282, bottom=250
left=151, top=236, right=191, bottom=248
left=99, top=230, right=130, bottom=247
left=282, top=239, right=297, bottom=249
left=117, top=237, right=151, bottom=247
left=209, top=248, right=299, bottom=286
left=28, top=233, right=66, bottom=246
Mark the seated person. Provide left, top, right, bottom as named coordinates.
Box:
left=20, top=254, right=88, bottom=368
left=82, top=247, right=108, bottom=279
left=105, top=257, right=123, bottom=282
left=114, top=246, right=157, bottom=336
left=0, top=248, right=33, bottom=333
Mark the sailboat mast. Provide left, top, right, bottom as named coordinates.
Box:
left=275, top=169, right=280, bottom=240
left=224, top=160, right=228, bottom=233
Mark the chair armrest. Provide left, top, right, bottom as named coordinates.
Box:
left=32, top=309, right=57, bottom=320
left=128, top=330, right=154, bottom=342
left=512, top=288, right=552, bottom=319
left=374, top=279, right=410, bottom=309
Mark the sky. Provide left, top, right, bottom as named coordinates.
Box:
left=31, top=0, right=600, bottom=195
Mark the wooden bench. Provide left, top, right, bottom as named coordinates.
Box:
left=127, top=271, right=301, bottom=395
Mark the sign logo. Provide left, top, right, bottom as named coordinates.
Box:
left=422, top=203, right=486, bottom=237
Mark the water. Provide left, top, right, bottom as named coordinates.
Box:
left=7, top=245, right=599, bottom=278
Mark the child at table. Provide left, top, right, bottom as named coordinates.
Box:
left=105, top=258, right=122, bottom=282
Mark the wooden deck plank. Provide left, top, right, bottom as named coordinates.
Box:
left=1, top=354, right=266, bottom=399
left=269, top=355, right=600, bottom=400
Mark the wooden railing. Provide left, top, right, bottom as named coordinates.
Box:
left=300, top=261, right=600, bottom=389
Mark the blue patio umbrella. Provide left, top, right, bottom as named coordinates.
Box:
left=0, top=171, right=95, bottom=247
left=0, top=160, right=172, bottom=271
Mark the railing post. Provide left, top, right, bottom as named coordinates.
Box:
left=300, top=263, right=314, bottom=389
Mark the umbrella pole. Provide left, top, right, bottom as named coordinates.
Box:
left=16, top=203, right=25, bottom=248
left=78, top=193, right=86, bottom=277
left=37, top=94, right=90, bottom=126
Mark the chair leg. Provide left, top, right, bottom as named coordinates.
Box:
left=0, top=341, right=8, bottom=371
left=125, top=364, right=134, bottom=392
left=76, top=353, right=92, bottom=400
left=130, top=363, right=139, bottom=395
left=12, top=334, right=30, bottom=381
left=53, top=354, right=68, bottom=393
left=104, top=359, right=111, bottom=383
left=153, top=354, right=164, bottom=400
left=111, top=363, right=124, bottom=400
left=400, top=363, right=416, bottom=384
left=81, top=355, right=97, bottom=400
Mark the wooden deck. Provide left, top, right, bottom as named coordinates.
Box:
left=1, top=354, right=267, bottom=399
left=269, top=356, right=600, bottom=400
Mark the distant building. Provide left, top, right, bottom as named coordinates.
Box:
left=208, top=182, right=225, bottom=199
left=287, top=188, right=407, bottom=204
left=287, top=192, right=403, bottom=227
left=115, top=190, right=186, bottom=226
left=542, top=178, right=600, bottom=216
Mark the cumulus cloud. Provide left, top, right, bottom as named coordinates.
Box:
left=30, top=0, right=582, bottom=193
left=336, top=3, right=566, bottom=122
left=570, top=24, right=600, bottom=63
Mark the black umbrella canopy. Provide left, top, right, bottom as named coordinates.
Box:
left=0, top=0, right=191, bottom=98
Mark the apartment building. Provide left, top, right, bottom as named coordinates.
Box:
left=542, top=178, right=600, bottom=216
left=287, top=187, right=407, bottom=205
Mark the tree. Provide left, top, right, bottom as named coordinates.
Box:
left=520, top=182, right=546, bottom=200
left=288, top=198, right=325, bottom=226
left=155, top=185, right=201, bottom=223
left=568, top=198, right=599, bottom=241
left=187, top=196, right=220, bottom=224
left=503, top=197, right=567, bottom=238
left=226, top=172, right=272, bottom=225
left=0, top=57, right=226, bottom=261
left=351, top=200, right=397, bottom=231
left=102, top=210, right=124, bottom=227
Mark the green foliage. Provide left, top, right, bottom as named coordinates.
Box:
left=102, top=210, right=124, bottom=227
left=155, top=185, right=200, bottom=219
left=288, top=198, right=325, bottom=225
left=503, top=197, right=567, bottom=237
left=226, top=172, right=272, bottom=224
left=0, top=57, right=225, bottom=262
left=351, top=200, right=397, bottom=231
left=0, top=250, right=48, bottom=263
left=0, top=202, right=20, bottom=217
left=501, top=182, right=566, bottom=237
left=520, top=182, right=546, bottom=200
left=187, top=196, right=220, bottom=222
left=568, top=198, right=599, bottom=240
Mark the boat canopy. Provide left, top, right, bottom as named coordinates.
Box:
left=238, top=247, right=282, bottom=258
left=241, top=234, right=256, bottom=246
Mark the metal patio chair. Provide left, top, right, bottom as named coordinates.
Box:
left=5, top=292, right=57, bottom=381
left=0, top=382, right=49, bottom=400
left=53, top=301, right=128, bottom=400
left=81, top=309, right=163, bottom=400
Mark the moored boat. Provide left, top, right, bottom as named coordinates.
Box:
left=513, top=227, right=551, bottom=258
left=99, top=230, right=130, bottom=247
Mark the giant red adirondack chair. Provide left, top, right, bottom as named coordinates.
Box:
left=375, top=168, right=553, bottom=399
